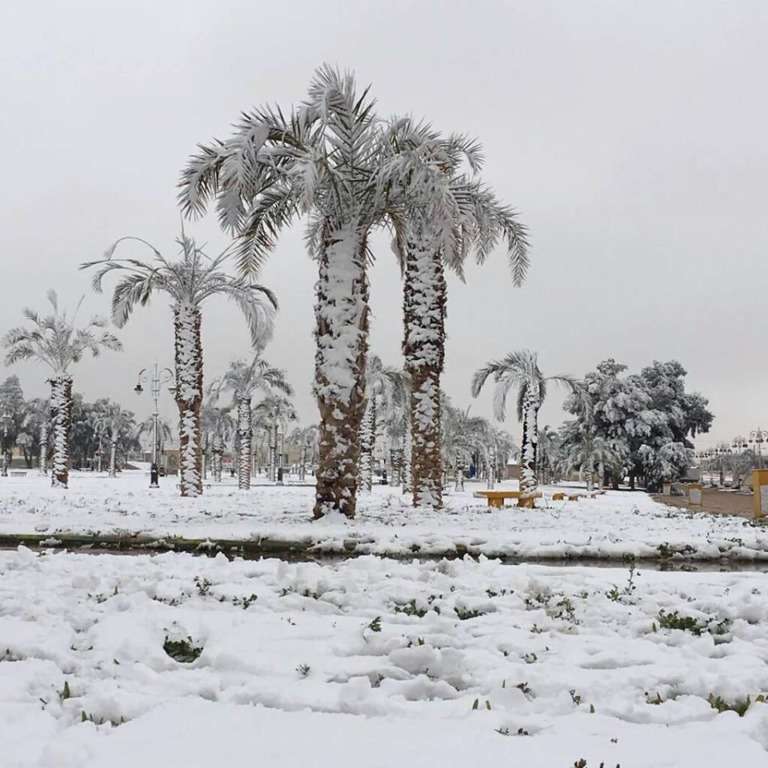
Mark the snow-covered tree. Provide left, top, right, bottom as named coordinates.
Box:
left=23, top=397, right=51, bottom=473
left=287, top=425, right=319, bottom=482
left=180, top=66, right=392, bottom=517
left=96, top=403, right=137, bottom=476
left=564, top=358, right=712, bottom=489
left=221, top=355, right=292, bottom=489
left=200, top=384, right=235, bottom=483
left=82, top=233, right=276, bottom=497
left=441, top=399, right=488, bottom=492
left=471, top=351, right=580, bottom=506
left=382, top=119, right=529, bottom=510
left=358, top=356, right=408, bottom=492
left=252, top=395, right=297, bottom=482
left=2, top=291, right=121, bottom=488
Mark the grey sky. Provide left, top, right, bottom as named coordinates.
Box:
left=1, top=0, right=766, bottom=448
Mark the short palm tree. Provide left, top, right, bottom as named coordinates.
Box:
left=136, top=415, right=174, bottom=467
left=559, top=420, right=624, bottom=491
left=381, top=119, right=529, bottom=510
left=221, top=355, right=292, bottom=489
left=2, top=291, right=121, bottom=487
left=97, top=403, right=137, bottom=477
left=81, top=232, right=276, bottom=496
left=441, top=399, right=488, bottom=492
left=358, top=356, right=408, bottom=492
left=24, top=397, right=52, bottom=475
left=471, top=351, right=580, bottom=506
left=287, top=425, right=319, bottom=481
left=200, top=384, right=235, bottom=482
left=252, top=394, right=297, bottom=482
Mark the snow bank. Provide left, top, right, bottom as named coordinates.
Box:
left=2, top=549, right=767, bottom=767
left=0, top=473, right=766, bottom=561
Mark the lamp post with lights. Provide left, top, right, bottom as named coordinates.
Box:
left=134, top=363, right=174, bottom=488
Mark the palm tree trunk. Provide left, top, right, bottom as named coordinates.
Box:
left=174, top=301, right=203, bottom=497
left=313, top=224, right=369, bottom=519
left=39, top=421, right=48, bottom=476
left=236, top=396, right=251, bottom=490
left=358, top=400, right=375, bottom=492
left=109, top=440, right=117, bottom=477
left=402, top=426, right=412, bottom=493
left=212, top=435, right=223, bottom=482
left=519, top=392, right=539, bottom=506
left=488, top=445, right=496, bottom=489
left=403, top=217, right=445, bottom=510
left=454, top=454, right=465, bottom=492
left=50, top=375, right=72, bottom=488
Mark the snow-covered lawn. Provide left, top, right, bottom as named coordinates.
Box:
left=1, top=472, right=767, bottom=562
left=2, top=548, right=767, bottom=767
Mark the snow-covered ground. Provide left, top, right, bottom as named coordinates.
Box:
left=1, top=471, right=766, bottom=562
left=2, top=547, right=767, bottom=767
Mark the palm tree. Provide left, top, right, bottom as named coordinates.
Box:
left=287, top=425, right=319, bottom=482
left=81, top=232, right=276, bottom=497
left=2, top=291, right=121, bottom=488
left=200, top=384, right=236, bottom=482
left=252, top=394, right=297, bottom=482
left=136, top=415, right=174, bottom=468
left=441, top=400, right=488, bottom=492
left=24, top=397, right=51, bottom=474
left=471, top=351, right=580, bottom=507
left=358, top=356, right=408, bottom=492
left=559, top=421, right=623, bottom=492
left=536, top=425, right=561, bottom=485
left=221, top=355, right=292, bottom=489
left=380, top=119, right=529, bottom=509
left=97, top=403, right=137, bottom=477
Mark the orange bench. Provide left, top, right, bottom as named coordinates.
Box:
left=475, top=490, right=520, bottom=508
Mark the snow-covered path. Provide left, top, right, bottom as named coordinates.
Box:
left=2, top=548, right=768, bottom=767
left=1, top=472, right=767, bottom=562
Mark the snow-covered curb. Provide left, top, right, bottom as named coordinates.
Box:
left=0, top=474, right=767, bottom=563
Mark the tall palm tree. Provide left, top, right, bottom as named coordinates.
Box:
left=381, top=119, right=530, bottom=510
left=2, top=291, right=121, bottom=488
left=221, top=355, right=292, bottom=489
left=81, top=232, right=276, bottom=497
left=358, top=356, right=408, bottom=492
left=471, top=351, right=580, bottom=506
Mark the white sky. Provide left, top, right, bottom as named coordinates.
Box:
left=1, top=0, right=766, bottom=449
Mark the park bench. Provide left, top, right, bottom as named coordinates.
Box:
left=10, top=471, right=27, bottom=477
left=475, top=490, right=542, bottom=509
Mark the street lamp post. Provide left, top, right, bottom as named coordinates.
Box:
left=135, top=363, right=174, bottom=488
left=748, top=428, right=767, bottom=470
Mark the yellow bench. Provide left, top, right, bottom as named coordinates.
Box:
left=475, top=490, right=542, bottom=509
left=475, top=490, right=520, bottom=508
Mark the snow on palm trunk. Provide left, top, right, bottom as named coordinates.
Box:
left=519, top=389, right=539, bottom=505
left=39, top=422, right=48, bottom=475
left=109, top=440, right=117, bottom=477
left=49, top=375, right=72, bottom=488
left=403, top=216, right=445, bottom=509
left=236, top=396, right=251, bottom=490
left=174, top=301, right=203, bottom=497
left=313, top=225, right=369, bottom=519
left=358, top=400, right=375, bottom=492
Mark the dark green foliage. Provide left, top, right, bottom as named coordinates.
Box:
left=163, top=635, right=203, bottom=663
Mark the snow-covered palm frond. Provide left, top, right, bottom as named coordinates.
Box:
left=222, top=355, right=292, bottom=400
left=82, top=231, right=278, bottom=350
left=3, top=293, right=122, bottom=375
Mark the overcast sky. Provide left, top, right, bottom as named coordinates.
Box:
left=1, top=0, right=766, bottom=448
